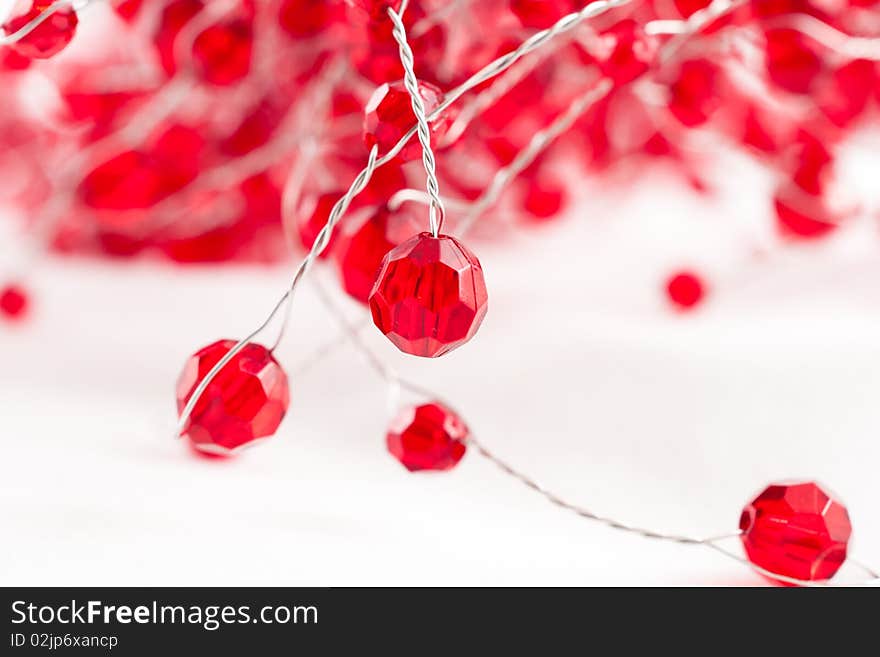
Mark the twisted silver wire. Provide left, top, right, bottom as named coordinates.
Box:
left=387, top=6, right=445, bottom=236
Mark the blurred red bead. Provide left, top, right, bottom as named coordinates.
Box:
left=346, top=0, right=403, bottom=20
left=0, top=284, right=29, bottom=320
left=364, top=80, right=452, bottom=162
left=522, top=178, right=566, bottom=220
left=335, top=205, right=419, bottom=303
left=815, top=59, right=875, bottom=128
left=764, top=28, right=824, bottom=94
left=113, top=0, right=144, bottom=22
left=740, top=482, right=851, bottom=583
left=295, top=190, right=345, bottom=258
left=773, top=183, right=839, bottom=240
left=369, top=232, right=489, bottom=357
left=510, top=0, right=576, bottom=29
left=154, top=0, right=205, bottom=76
left=667, top=59, right=721, bottom=127
left=2, top=1, right=78, bottom=59
left=387, top=402, right=468, bottom=472
left=279, top=0, right=344, bottom=37
left=192, top=16, right=253, bottom=86
left=666, top=271, right=705, bottom=310
left=595, top=20, right=659, bottom=86
left=177, top=340, right=290, bottom=454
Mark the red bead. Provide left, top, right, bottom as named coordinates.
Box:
left=666, top=271, right=705, bottom=310
left=369, top=232, right=489, bottom=358
left=0, top=284, right=29, bottom=320
left=521, top=178, right=566, bottom=221
left=192, top=17, right=253, bottom=86
left=595, top=20, right=658, bottom=86
left=740, top=482, right=851, bottom=583
left=177, top=339, right=290, bottom=454
left=509, top=0, right=576, bottom=29
left=773, top=184, right=838, bottom=240
left=346, top=0, right=403, bottom=21
left=671, top=0, right=712, bottom=17
left=363, top=80, right=452, bottom=162
left=764, top=28, right=823, bottom=94
left=295, top=190, right=344, bottom=258
left=667, top=59, right=721, bottom=127
left=154, top=0, right=205, bottom=77
left=279, top=0, right=344, bottom=37
left=2, top=1, right=79, bottom=59
left=387, top=402, right=468, bottom=472
left=113, top=0, right=144, bottom=22
left=335, top=205, right=419, bottom=303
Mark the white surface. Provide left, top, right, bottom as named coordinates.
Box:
left=1, top=146, right=879, bottom=586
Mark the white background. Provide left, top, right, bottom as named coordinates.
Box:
left=2, top=132, right=880, bottom=586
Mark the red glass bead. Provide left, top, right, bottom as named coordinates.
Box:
left=667, top=59, right=721, bottom=127
left=595, top=20, right=659, bottom=86
left=672, top=0, right=712, bottom=17
left=2, top=1, right=79, bottom=59
left=773, top=183, right=838, bottom=240
left=764, top=28, right=824, bottom=94
left=369, top=232, right=489, bottom=358
left=387, top=402, right=468, bottom=472
left=521, top=178, right=566, bottom=221
left=740, top=482, right=851, bottom=583
left=113, top=0, right=144, bottom=22
left=346, top=0, right=403, bottom=21
left=192, top=16, right=253, bottom=86
left=363, top=80, right=452, bottom=162
left=351, top=10, right=445, bottom=84
left=279, top=0, right=344, bottom=37
left=666, top=271, right=705, bottom=310
left=509, top=0, right=576, bottom=29
left=154, top=0, right=205, bottom=76
left=295, top=190, right=344, bottom=258
left=176, top=339, right=290, bottom=454
left=335, top=205, right=419, bottom=303
left=0, top=283, right=29, bottom=320
left=815, top=59, right=875, bottom=128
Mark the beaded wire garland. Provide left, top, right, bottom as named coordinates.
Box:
left=2, top=0, right=879, bottom=586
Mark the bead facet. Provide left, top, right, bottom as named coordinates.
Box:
left=176, top=339, right=290, bottom=454
left=369, top=232, right=489, bottom=358
left=740, top=482, right=852, bottom=583
left=387, top=402, right=468, bottom=472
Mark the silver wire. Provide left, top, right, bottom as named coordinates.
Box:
left=458, top=78, right=614, bottom=234
left=387, top=5, right=446, bottom=237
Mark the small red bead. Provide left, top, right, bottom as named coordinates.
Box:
left=387, top=402, right=468, bottom=472
left=346, top=0, right=403, bottom=21
left=595, top=20, right=659, bottom=86
left=279, top=0, right=344, bottom=37
left=2, top=1, right=79, bottom=59
left=369, top=232, right=489, bottom=358
left=667, top=59, right=721, bottom=127
left=666, top=271, right=705, bottom=310
left=192, top=17, right=253, bottom=86
left=335, top=205, right=419, bottom=303
left=295, top=190, right=345, bottom=258
left=363, top=80, right=452, bottom=162
left=177, top=339, right=290, bottom=454
left=740, top=482, right=851, bottom=583
left=764, top=28, right=824, bottom=94
left=0, top=284, right=29, bottom=320
left=509, top=0, right=577, bottom=29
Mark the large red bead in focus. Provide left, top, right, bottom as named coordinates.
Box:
left=369, top=232, right=489, bottom=358
left=2, top=1, right=79, bottom=59
left=740, top=482, right=852, bottom=583
left=387, top=402, right=468, bottom=472
left=176, top=340, right=290, bottom=454
left=363, top=80, right=451, bottom=162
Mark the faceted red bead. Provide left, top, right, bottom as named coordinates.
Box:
left=0, top=283, right=29, bottom=320
left=386, top=402, right=468, bottom=472
left=509, top=0, right=577, bottom=29
left=595, top=20, right=659, bottom=86
left=335, top=205, right=419, bottom=303
left=740, top=482, right=851, bottom=583
left=666, top=271, right=705, bottom=310
left=363, top=80, right=452, bottom=162
left=2, top=1, right=79, bottom=59
left=192, top=17, right=253, bottom=86
left=295, top=190, right=344, bottom=258
left=177, top=339, right=290, bottom=454
left=369, top=232, right=489, bottom=358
